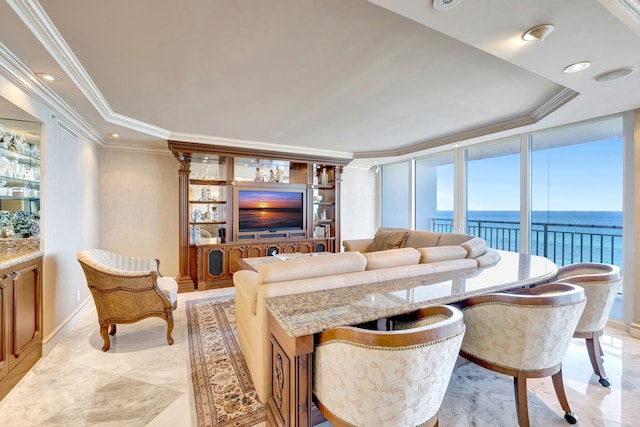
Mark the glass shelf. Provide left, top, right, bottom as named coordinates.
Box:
left=0, top=196, right=39, bottom=201
left=189, top=200, right=227, bottom=204
left=0, top=146, right=40, bottom=163
left=0, top=174, right=40, bottom=187
left=189, top=221, right=226, bottom=225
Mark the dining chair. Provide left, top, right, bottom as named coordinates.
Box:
left=313, top=305, right=465, bottom=427
left=556, top=262, right=622, bottom=387
left=458, top=282, right=586, bottom=426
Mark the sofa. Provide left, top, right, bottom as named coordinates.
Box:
left=234, top=229, right=499, bottom=403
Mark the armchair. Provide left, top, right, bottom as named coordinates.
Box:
left=313, top=305, right=465, bottom=427
left=77, top=249, right=178, bottom=352
left=458, top=282, right=586, bottom=426
left=556, top=262, right=622, bottom=387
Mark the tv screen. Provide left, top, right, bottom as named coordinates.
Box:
left=238, top=190, right=304, bottom=232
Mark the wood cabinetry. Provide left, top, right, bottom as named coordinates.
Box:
left=0, top=255, right=43, bottom=400
left=168, top=141, right=350, bottom=291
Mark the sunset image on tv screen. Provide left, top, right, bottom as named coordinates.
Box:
left=238, top=190, right=303, bottom=231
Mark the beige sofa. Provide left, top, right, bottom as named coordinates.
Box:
left=344, top=228, right=496, bottom=264
left=234, top=230, right=499, bottom=403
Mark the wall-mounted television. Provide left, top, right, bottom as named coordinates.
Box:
left=237, top=189, right=305, bottom=232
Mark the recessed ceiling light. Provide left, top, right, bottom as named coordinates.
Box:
left=433, top=0, right=462, bottom=11
left=108, top=133, right=119, bottom=138
left=36, top=72, right=61, bottom=82
left=522, top=24, right=554, bottom=42
left=593, top=67, right=636, bottom=82
left=563, top=61, right=591, bottom=73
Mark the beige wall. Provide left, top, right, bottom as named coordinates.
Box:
left=340, top=165, right=378, bottom=248
left=100, top=148, right=179, bottom=277
left=0, top=74, right=102, bottom=348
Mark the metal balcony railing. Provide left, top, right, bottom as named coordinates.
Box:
left=431, top=218, right=623, bottom=268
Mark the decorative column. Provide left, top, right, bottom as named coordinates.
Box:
left=176, top=152, right=195, bottom=292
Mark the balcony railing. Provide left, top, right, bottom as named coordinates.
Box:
left=431, top=218, right=623, bottom=268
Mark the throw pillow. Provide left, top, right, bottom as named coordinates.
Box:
left=367, top=230, right=408, bottom=252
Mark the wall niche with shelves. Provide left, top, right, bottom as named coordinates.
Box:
left=168, top=141, right=349, bottom=291
left=0, top=117, right=41, bottom=241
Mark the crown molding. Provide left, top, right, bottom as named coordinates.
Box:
left=7, top=0, right=170, bottom=139
left=0, top=41, right=104, bottom=145
left=102, top=140, right=173, bottom=155
left=168, top=131, right=353, bottom=161
left=354, top=87, right=579, bottom=159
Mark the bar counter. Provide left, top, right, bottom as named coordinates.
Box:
left=265, top=250, right=558, bottom=338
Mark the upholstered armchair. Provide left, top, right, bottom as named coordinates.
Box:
left=556, top=262, right=622, bottom=387
left=313, top=305, right=465, bottom=427
left=458, top=283, right=586, bottom=426
left=77, top=249, right=178, bottom=352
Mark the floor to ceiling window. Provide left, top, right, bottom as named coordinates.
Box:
left=380, top=115, right=625, bottom=320
left=415, top=152, right=454, bottom=232
left=381, top=161, right=410, bottom=228
left=531, top=117, right=624, bottom=319
left=465, top=139, right=521, bottom=251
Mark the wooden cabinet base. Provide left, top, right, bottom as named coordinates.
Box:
left=0, top=344, right=41, bottom=400
left=267, top=312, right=314, bottom=427
left=0, top=256, right=43, bottom=400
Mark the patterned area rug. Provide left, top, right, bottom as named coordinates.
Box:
left=186, top=296, right=265, bottom=427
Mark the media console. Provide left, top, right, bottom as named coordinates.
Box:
left=168, top=140, right=351, bottom=291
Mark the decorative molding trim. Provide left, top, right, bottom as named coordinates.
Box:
left=7, top=0, right=170, bottom=139
left=102, top=140, right=173, bottom=155
left=354, top=87, right=579, bottom=159
left=168, top=132, right=353, bottom=161
left=0, top=41, right=104, bottom=145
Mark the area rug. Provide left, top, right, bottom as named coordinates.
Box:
left=186, top=296, right=265, bottom=427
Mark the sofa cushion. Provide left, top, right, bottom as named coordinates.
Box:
left=461, top=237, right=487, bottom=258
left=363, top=247, right=421, bottom=270
left=367, top=229, right=408, bottom=252
left=437, top=232, right=473, bottom=247
left=404, top=230, right=441, bottom=249
left=418, top=246, right=468, bottom=263
left=257, top=252, right=367, bottom=285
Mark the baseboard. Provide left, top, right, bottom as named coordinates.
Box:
left=42, top=297, right=93, bottom=356
left=630, top=322, right=640, bottom=339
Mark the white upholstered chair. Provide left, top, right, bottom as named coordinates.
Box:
left=77, top=249, right=178, bottom=351
left=313, top=305, right=465, bottom=427
left=556, top=262, right=622, bottom=387
left=458, top=283, right=586, bottom=427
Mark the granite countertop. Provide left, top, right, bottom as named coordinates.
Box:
left=265, top=250, right=558, bottom=338
left=0, top=250, right=44, bottom=271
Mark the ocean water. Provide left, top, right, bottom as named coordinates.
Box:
left=434, top=211, right=623, bottom=267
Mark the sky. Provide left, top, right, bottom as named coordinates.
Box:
left=437, top=137, right=623, bottom=212
left=238, top=190, right=302, bottom=210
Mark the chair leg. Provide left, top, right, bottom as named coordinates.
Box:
left=166, top=311, right=175, bottom=346
left=513, top=373, right=530, bottom=427
left=100, top=325, right=111, bottom=352
left=586, top=335, right=609, bottom=387
left=109, top=324, right=117, bottom=336
left=551, top=369, right=577, bottom=424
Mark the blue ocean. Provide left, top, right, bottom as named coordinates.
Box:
left=434, top=211, right=623, bottom=268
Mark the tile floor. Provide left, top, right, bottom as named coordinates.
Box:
left=0, top=287, right=639, bottom=426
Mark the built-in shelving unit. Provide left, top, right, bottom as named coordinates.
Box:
left=168, top=141, right=350, bottom=291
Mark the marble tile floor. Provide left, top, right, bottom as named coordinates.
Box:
left=0, top=287, right=639, bottom=426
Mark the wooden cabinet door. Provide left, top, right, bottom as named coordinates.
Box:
left=0, top=270, right=10, bottom=381
left=10, top=261, right=41, bottom=368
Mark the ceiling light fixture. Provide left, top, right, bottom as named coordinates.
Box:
left=593, top=66, right=636, bottom=82
left=563, top=61, right=591, bottom=73
left=36, top=72, right=61, bottom=82
left=522, top=24, right=554, bottom=42
left=108, top=133, right=119, bottom=138
left=433, top=0, right=462, bottom=11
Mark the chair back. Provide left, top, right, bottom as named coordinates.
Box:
left=77, top=249, right=159, bottom=276
left=556, top=263, right=621, bottom=334
left=459, top=283, right=586, bottom=372
left=313, top=305, right=464, bottom=427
